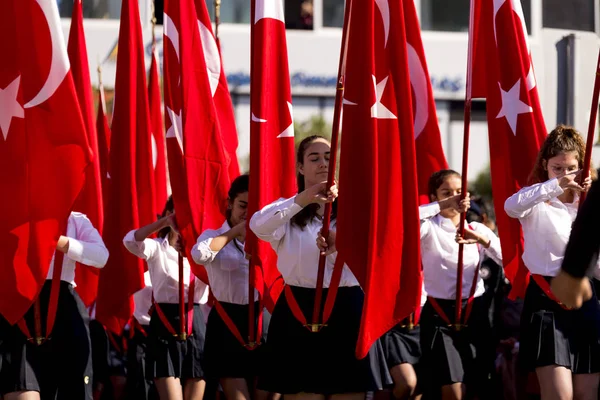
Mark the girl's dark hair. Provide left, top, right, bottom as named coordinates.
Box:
left=158, top=196, right=174, bottom=239
left=427, top=169, right=461, bottom=199
left=226, top=174, right=249, bottom=221
left=528, top=125, right=587, bottom=185
left=291, top=135, right=337, bottom=228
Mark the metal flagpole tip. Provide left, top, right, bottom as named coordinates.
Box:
left=305, top=323, right=326, bottom=333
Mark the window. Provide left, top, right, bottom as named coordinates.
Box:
left=205, top=0, right=250, bottom=24
left=285, top=0, right=314, bottom=30
left=323, top=0, right=345, bottom=28
left=421, top=0, right=531, bottom=33
left=57, top=0, right=120, bottom=18
left=542, top=0, right=594, bottom=31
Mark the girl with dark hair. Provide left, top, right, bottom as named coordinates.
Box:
left=249, top=135, right=390, bottom=400
left=418, top=169, right=502, bottom=400
left=123, top=196, right=209, bottom=400
left=505, top=125, right=599, bottom=400
left=191, top=174, right=267, bottom=400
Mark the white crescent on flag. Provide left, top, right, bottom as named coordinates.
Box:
left=198, top=21, right=221, bottom=96
left=407, top=44, right=429, bottom=138
left=25, top=0, right=70, bottom=108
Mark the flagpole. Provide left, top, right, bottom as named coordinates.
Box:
left=455, top=0, right=477, bottom=329
left=247, top=0, right=257, bottom=348
left=215, top=0, right=221, bottom=42
left=151, top=0, right=157, bottom=49
left=311, top=0, right=353, bottom=331
left=580, top=49, right=600, bottom=207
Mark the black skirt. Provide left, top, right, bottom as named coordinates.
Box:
left=126, top=324, right=158, bottom=400
left=89, top=319, right=109, bottom=389
left=382, top=320, right=421, bottom=368
left=146, top=303, right=206, bottom=381
left=419, top=296, right=490, bottom=389
left=107, top=329, right=128, bottom=377
left=258, top=285, right=392, bottom=395
left=0, top=314, right=10, bottom=395
left=204, top=302, right=265, bottom=379
left=0, top=280, right=93, bottom=399
left=519, top=276, right=600, bottom=373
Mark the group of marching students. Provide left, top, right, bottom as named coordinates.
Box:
left=0, top=125, right=599, bottom=400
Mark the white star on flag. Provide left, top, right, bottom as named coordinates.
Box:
left=496, top=79, right=532, bottom=136
left=166, top=107, right=183, bottom=152
left=371, top=75, right=397, bottom=119
left=0, top=76, right=25, bottom=140
left=276, top=102, right=294, bottom=138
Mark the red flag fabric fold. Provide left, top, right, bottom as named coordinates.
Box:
left=245, top=0, right=297, bottom=311
left=68, top=0, right=104, bottom=307
left=163, top=0, right=232, bottom=284
left=0, top=0, right=90, bottom=324
left=471, top=0, right=547, bottom=299
left=337, top=0, right=422, bottom=359
left=96, top=0, right=156, bottom=334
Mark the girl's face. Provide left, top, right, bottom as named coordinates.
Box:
left=432, top=175, right=462, bottom=218
left=229, top=192, right=248, bottom=226
left=298, top=138, right=331, bottom=186
left=545, top=151, right=579, bottom=180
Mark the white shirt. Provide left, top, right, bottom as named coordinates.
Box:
left=504, top=178, right=600, bottom=278
left=419, top=202, right=502, bottom=300
left=46, top=212, right=109, bottom=284
left=191, top=221, right=259, bottom=305
left=249, top=196, right=360, bottom=288
left=133, top=271, right=153, bottom=325
left=123, top=231, right=209, bottom=304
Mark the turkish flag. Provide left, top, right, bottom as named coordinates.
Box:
left=245, top=0, right=297, bottom=311
left=403, top=0, right=448, bottom=204
left=68, top=0, right=104, bottom=307
left=96, top=0, right=156, bottom=334
left=337, top=0, right=422, bottom=359
left=471, top=0, right=546, bottom=298
left=163, top=0, right=232, bottom=283
left=194, top=0, right=241, bottom=180
left=0, top=0, right=90, bottom=324
left=149, top=45, right=168, bottom=216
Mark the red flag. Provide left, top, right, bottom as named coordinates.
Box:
left=0, top=0, right=90, bottom=324
left=149, top=45, right=168, bottom=215
left=245, top=0, right=297, bottom=311
left=194, top=0, right=241, bottom=180
left=96, top=77, right=111, bottom=211
left=163, top=0, right=232, bottom=282
left=68, top=0, right=104, bottom=307
left=403, top=0, right=448, bottom=204
left=337, top=0, right=422, bottom=359
left=96, top=0, right=156, bottom=334
left=471, top=0, right=546, bottom=298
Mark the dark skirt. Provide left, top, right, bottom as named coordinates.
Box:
left=89, top=319, right=109, bottom=390
left=204, top=302, right=265, bottom=379
left=519, top=276, right=600, bottom=373
left=107, top=329, right=128, bottom=377
left=419, top=296, right=490, bottom=389
left=146, top=303, right=206, bottom=381
left=0, top=314, right=10, bottom=394
left=259, top=285, right=392, bottom=395
left=126, top=324, right=158, bottom=400
left=382, top=320, right=421, bottom=368
left=0, top=280, right=93, bottom=399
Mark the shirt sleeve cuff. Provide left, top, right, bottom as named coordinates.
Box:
left=419, top=202, right=441, bottom=220
left=66, top=238, right=84, bottom=262
left=545, top=178, right=565, bottom=197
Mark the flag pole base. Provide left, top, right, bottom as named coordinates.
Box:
left=451, top=324, right=467, bottom=332
left=175, top=332, right=188, bottom=341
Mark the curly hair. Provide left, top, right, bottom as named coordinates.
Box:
left=528, top=125, right=590, bottom=185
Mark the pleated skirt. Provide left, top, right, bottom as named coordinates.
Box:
left=258, top=285, right=392, bottom=395
left=145, top=303, right=206, bottom=381
left=519, top=276, right=600, bottom=373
